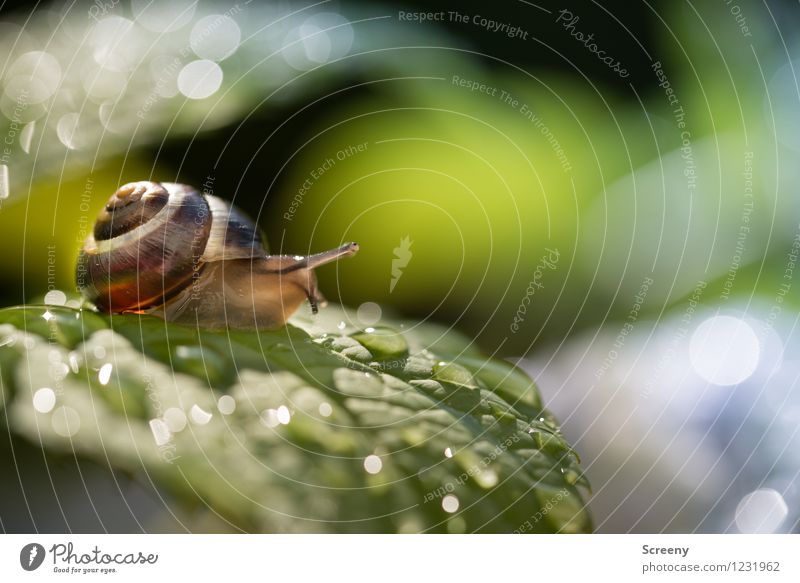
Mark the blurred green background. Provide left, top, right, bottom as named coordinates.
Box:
left=0, top=3, right=798, bottom=355
left=3, top=0, right=797, bottom=354
left=2, top=0, right=800, bottom=533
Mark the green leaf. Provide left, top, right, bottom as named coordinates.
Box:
left=0, top=304, right=591, bottom=533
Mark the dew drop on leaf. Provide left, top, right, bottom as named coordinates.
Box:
left=442, top=494, right=459, bottom=513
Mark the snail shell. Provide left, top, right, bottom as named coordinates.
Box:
left=75, top=181, right=358, bottom=329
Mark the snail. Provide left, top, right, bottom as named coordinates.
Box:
left=75, top=181, right=358, bottom=329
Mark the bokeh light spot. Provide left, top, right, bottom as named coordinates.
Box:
left=690, top=315, right=760, bottom=385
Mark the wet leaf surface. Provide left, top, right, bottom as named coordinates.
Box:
left=0, top=304, right=590, bottom=533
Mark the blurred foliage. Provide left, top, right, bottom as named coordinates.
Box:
left=273, top=0, right=800, bottom=352
left=0, top=0, right=796, bottom=356
left=0, top=303, right=590, bottom=533
left=274, top=75, right=666, bottom=345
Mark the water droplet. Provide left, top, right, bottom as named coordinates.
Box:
left=89, top=16, right=138, bottom=70
left=276, top=405, right=291, bottom=425
left=217, top=395, right=236, bottom=415
left=51, top=406, right=80, bottom=437
left=190, top=404, right=212, bottom=425
left=43, top=289, right=67, bottom=306
left=690, top=315, right=760, bottom=385
left=350, top=327, right=408, bottom=361
left=464, top=357, right=542, bottom=410
left=364, top=454, right=382, bottom=474
left=563, top=468, right=580, bottom=485
left=318, top=402, right=333, bottom=417
left=337, top=321, right=346, bottom=330
left=99, top=100, right=130, bottom=132
left=330, top=336, right=372, bottom=362
left=442, top=494, right=460, bottom=513
left=32, top=387, right=56, bottom=413
left=0, top=164, right=8, bottom=199
left=409, top=379, right=443, bottom=393
left=282, top=24, right=328, bottom=70
left=98, top=363, right=113, bottom=385
left=488, top=402, right=517, bottom=424
left=301, top=23, right=332, bottom=62
left=191, top=14, right=241, bottom=61
left=6, top=51, right=61, bottom=103
left=281, top=13, right=353, bottom=70
left=1, top=93, right=46, bottom=123
left=178, top=60, right=223, bottom=100
left=356, top=301, right=382, bottom=326
left=50, top=362, right=69, bottom=382
left=149, top=418, right=172, bottom=446
left=261, top=409, right=280, bottom=428
left=56, top=112, right=82, bottom=150
left=432, top=361, right=478, bottom=390
left=475, top=469, right=498, bottom=489
left=163, top=407, right=187, bottom=432
left=735, top=489, right=788, bottom=533
left=19, top=121, right=34, bottom=153
left=67, top=353, right=80, bottom=374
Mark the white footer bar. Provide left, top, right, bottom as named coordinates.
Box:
left=1, top=534, right=796, bottom=582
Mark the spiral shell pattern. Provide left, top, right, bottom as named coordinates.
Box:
left=76, top=181, right=215, bottom=313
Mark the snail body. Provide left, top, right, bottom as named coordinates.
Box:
left=76, top=181, right=358, bottom=329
